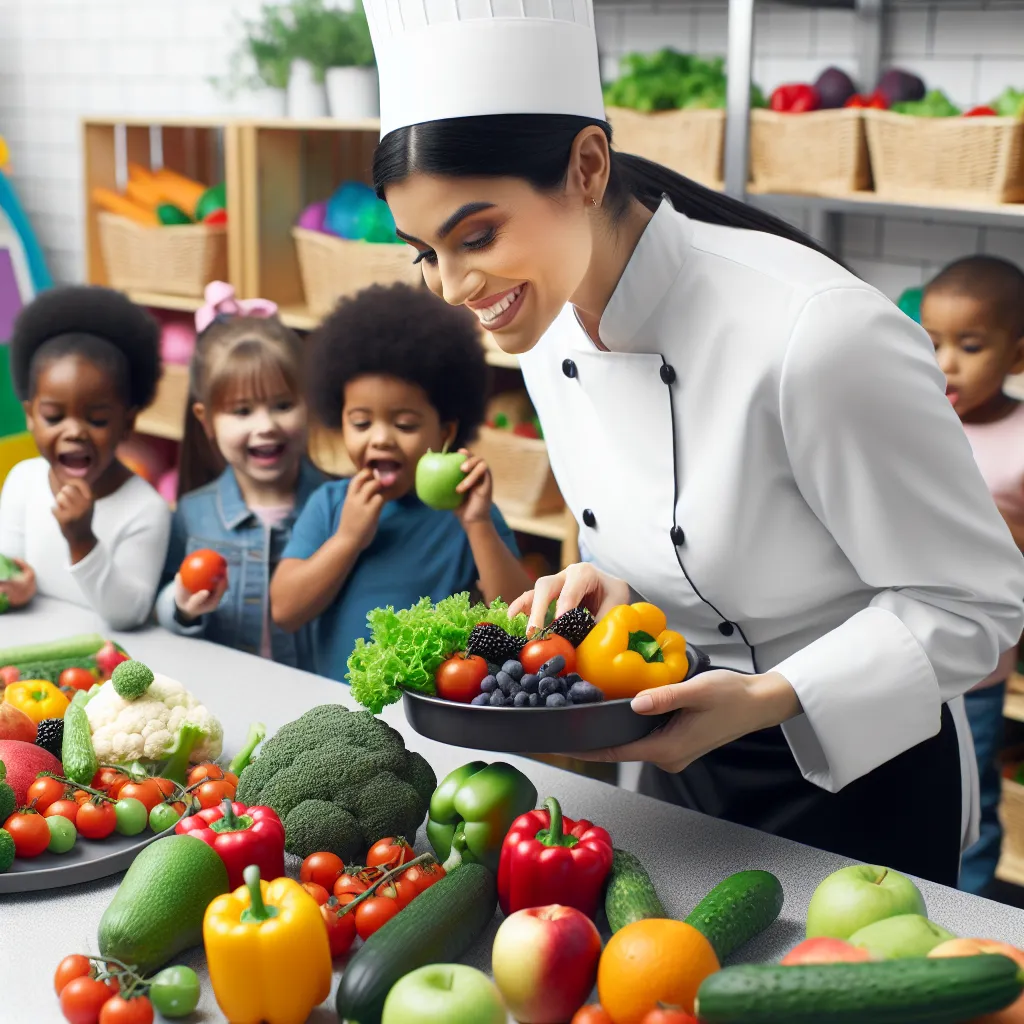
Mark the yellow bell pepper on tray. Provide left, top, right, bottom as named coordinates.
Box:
left=3, top=679, right=69, bottom=724
left=204, top=864, right=332, bottom=1024
left=575, top=603, right=690, bottom=701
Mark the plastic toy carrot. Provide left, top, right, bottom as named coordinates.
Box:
left=91, top=187, right=158, bottom=226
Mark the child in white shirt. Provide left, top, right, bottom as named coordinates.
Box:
left=0, top=286, right=170, bottom=629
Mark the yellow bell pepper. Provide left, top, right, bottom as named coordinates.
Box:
left=575, top=603, right=690, bottom=700
left=203, top=865, right=332, bottom=1024
left=3, top=679, right=69, bottom=724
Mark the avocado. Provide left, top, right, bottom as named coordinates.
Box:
left=98, top=834, right=229, bottom=974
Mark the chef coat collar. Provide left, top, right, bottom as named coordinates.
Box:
left=595, top=196, right=693, bottom=355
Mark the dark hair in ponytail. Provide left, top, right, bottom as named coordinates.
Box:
left=372, top=114, right=835, bottom=260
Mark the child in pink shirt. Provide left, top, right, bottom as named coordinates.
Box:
left=922, top=255, right=1024, bottom=895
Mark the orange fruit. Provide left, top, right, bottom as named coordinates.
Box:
left=597, top=919, right=720, bottom=1023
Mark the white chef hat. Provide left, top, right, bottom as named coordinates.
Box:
left=365, top=0, right=607, bottom=140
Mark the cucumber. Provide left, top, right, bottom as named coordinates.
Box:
left=14, top=656, right=98, bottom=684
left=685, top=870, right=783, bottom=961
left=694, top=953, right=1024, bottom=1024
left=336, top=861, right=497, bottom=1024
left=605, top=848, right=666, bottom=932
left=62, top=697, right=98, bottom=785
left=0, top=634, right=105, bottom=667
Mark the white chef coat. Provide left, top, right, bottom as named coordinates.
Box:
left=518, top=198, right=1024, bottom=851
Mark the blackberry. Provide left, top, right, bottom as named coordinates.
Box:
left=466, top=623, right=523, bottom=665
left=550, top=606, right=596, bottom=647
left=35, top=718, right=64, bottom=758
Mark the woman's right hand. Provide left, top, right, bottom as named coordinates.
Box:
left=508, top=562, right=632, bottom=635
left=174, top=573, right=228, bottom=621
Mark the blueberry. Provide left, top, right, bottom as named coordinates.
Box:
left=520, top=673, right=540, bottom=694
left=471, top=693, right=491, bottom=706
left=565, top=673, right=582, bottom=685
left=496, top=671, right=515, bottom=694
left=528, top=693, right=540, bottom=707
left=488, top=690, right=507, bottom=707
left=545, top=692, right=568, bottom=708
left=502, top=660, right=524, bottom=680
left=540, top=655, right=566, bottom=678
left=508, top=682, right=522, bottom=698
left=480, top=675, right=497, bottom=693
left=538, top=677, right=560, bottom=699
left=513, top=691, right=530, bottom=707
left=569, top=680, right=603, bottom=704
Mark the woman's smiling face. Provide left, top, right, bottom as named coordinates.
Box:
left=384, top=172, right=595, bottom=355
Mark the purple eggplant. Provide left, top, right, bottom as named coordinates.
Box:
left=875, top=68, right=926, bottom=106
left=814, top=66, right=857, bottom=109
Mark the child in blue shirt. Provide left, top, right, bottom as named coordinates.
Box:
left=270, top=282, right=533, bottom=682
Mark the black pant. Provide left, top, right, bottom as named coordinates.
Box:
left=639, top=704, right=963, bottom=886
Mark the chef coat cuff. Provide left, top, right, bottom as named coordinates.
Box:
left=773, top=606, right=941, bottom=793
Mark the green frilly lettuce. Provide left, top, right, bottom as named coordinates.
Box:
left=346, top=593, right=529, bottom=714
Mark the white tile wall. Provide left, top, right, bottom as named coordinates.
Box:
left=1, top=0, right=1024, bottom=300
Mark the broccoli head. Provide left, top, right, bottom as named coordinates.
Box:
left=235, top=704, right=437, bottom=860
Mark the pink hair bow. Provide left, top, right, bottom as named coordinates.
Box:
left=195, top=281, right=279, bottom=333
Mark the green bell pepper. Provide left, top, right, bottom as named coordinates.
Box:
left=426, top=761, right=538, bottom=873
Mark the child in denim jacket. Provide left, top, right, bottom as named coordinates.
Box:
left=155, top=282, right=325, bottom=665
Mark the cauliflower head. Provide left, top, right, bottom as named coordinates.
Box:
left=84, top=671, right=223, bottom=764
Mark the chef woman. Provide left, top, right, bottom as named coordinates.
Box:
left=364, top=0, right=1024, bottom=885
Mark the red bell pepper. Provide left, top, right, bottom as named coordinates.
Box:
left=175, top=798, right=285, bottom=890
left=845, top=90, right=888, bottom=110
left=770, top=83, right=820, bottom=114
left=964, top=105, right=997, bottom=117
left=497, top=796, right=613, bottom=919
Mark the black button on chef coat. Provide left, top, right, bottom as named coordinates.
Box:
left=582, top=509, right=596, bottom=528
left=562, top=358, right=577, bottom=378
left=670, top=525, right=685, bottom=546
left=660, top=364, right=676, bottom=385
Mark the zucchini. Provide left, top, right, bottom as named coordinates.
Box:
left=685, top=870, right=783, bottom=962
left=336, top=862, right=497, bottom=1024
left=14, top=656, right=99, bottom=684
left=62, top=697, right=98, bottom=785
left=605, top=848, right=666, bottom=932
left=0, top=634, right=105, bottom=667
left=694, top=953, right=1024, bottom=1024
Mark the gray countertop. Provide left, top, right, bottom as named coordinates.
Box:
left=3, top=597, right=1024, bottom=1023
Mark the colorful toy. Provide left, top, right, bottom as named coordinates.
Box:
left=159, top=317, right=196, bottom=365
left=322, top=181, right=401, bottom=244
left=93, top=165, right=227, bottom=227
left=297, top=201, right=328, bottom=233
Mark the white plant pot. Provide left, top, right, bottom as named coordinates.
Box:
left=325, top=65, right=380, bottom=120
left=287, top=59, right=328, bottom=119
left=249, top=87, right=287, bottom=119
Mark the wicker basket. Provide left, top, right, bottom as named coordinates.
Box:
left=293, top=227, right=422, bottom=318
left=474, top=425, right=563, bottom=517
left=97, top=213, right=228, bottom=298
left=749, top=108, right=870, bottom=195
left=863, top=109, right=1024, bottom=205
left=606, top=107, right=726, bottom=189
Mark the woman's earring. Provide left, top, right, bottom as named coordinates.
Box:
left=591, top=197, right=599, bottom=208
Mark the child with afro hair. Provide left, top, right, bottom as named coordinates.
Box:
left=0, top=286, right=170, bottom=629
left=271, top=281, right=533, bottom=682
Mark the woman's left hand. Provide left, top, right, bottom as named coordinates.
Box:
left=453, top=449, right=493, bottom=526
left=574, top=670, right=802, bottom=773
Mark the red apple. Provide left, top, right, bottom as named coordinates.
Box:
left=96, top=641, right=128, bottom=680
left=929, top=939, right=1024, bottom=1023
left=780, top=937, right=873, bottom=965
left=492, top=905, right=602, bottom=1024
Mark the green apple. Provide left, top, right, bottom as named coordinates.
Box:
left=382, top=963, right=506, bottom=1024
left=806, top=864, right=926, bottom=940
left=416, top=448, right=467, bottom=511
left=848, top=914, right=955, bottom=959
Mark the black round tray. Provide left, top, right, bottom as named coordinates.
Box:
left=402, top=643, right=710, bottom=753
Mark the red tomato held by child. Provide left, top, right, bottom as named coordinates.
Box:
left=179, top=549, right=228, bottom=594
left=519, top=634, right=577, bottom=676
left=435, top=653, right=489, bottom=703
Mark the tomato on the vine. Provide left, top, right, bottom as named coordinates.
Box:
left=54, top=954, right=92, bottom=995
left=27, top=775, right=66, bottom=812
left=98, top=993, right=154, bottom=1024
left=366, top=836, right=414, bottom=870
left=118, top=780, right=161, bottom=813
left=152, top=777, right=177, bottom=798
left=301, top=881, right=330, bottom=905
left=300, top=851, right=344, bottom=889
left=59, top=975, right=114, bottom=1024
left=519, top=633, right=576, bottom=676
left=179, top=549, right=227, bottom=595
left=640, top=1008, right=699, bottom=1024
left=354, top=892, right=401, bottom=939
left=44, top=800, right=81, bottom=825
left=5, top=808, right=51, bottom=856
left=74, top=790, right=92, bottom=806
left=403, top=862, right=446, bottom=893
left=76, top=800, right=117, bottom=840
left=59, top=667, right=97, bottom=693
left=148, top=966, right=200, bottom=1018
left=321, top=898, right=358, bottom=957
left=148, top=802, right=182, bottom=833
left=196, top=780, right=234, bottom=810
left=435, top=652, right=489, bottom=702
left=390, top=875, right=419, bottom=908
left=571, top=1008, right=615, bottom=1024
left=92, top=768, right=128, bottom=798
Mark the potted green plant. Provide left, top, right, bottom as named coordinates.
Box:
left=215, top=2, right=293, bottom=117
left=323, top=1, right=379, bottom=120
left=284, top=0, right=336, bottom=118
